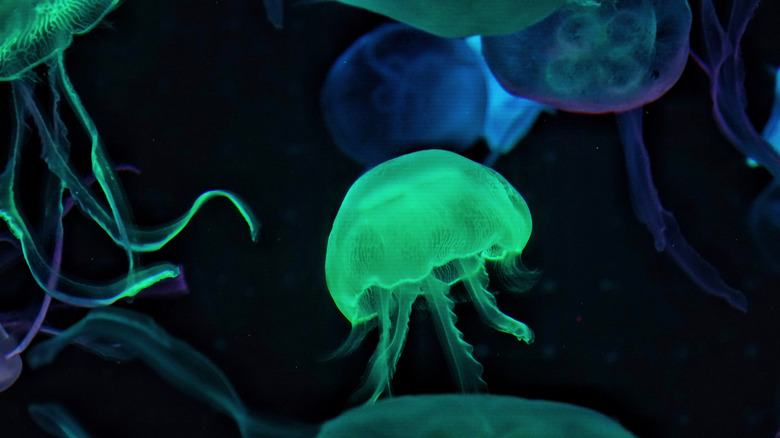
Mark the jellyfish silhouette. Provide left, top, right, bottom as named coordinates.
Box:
left=325, top=149, right=536, bottom=403
left=0, top=0, right=259, bottom=391
left=263, top=0, right=568, bottom=37
left=480, top=0, right=747, bottom=310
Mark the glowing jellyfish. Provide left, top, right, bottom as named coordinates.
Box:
left=482, top=0, right=691, bottom=114
left=321, top=23, right=549, bottom=168
left=479, top=0, right=747, bottom=310
left=263, top=0, right=568, bottom=37
left=318, top=394, right=637, bottom=438
left=0, top=0, right=259, bottom=392
left=325, top=149, right=536, bottom=403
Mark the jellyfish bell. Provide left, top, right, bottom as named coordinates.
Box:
left=482, top=0, right=692, bottom=114
left=262, top=0, right=568, bottom=38
left=0, top=0, right=121, bottom=81
left=325, top=149, right=536, bottom=403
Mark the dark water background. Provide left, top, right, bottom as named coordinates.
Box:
left=1, top=0, right=780, bottom=436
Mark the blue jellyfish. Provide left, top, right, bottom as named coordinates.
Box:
left=479, top=0, right=748, bottom=310
left=482, top=0, right=691, bottom=114
left=746, top=67, right=780, bottom=274
left=321, top=23, right=549, bottom=168
left=693, top=0, right=780, bottom=177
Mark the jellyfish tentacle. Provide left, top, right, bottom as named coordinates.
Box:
left=21, top=71, right=259, bottom=252
left=0, top=325, right=22, bottom=391
left=456, top=256, right=534, bottom=344
left=616, top=109, right=748, bottom=311
left=349, top=289, right=412, bottom=404
left=29, top=403, right=94, bottom=438
left=54, top=54, right=140, bottom=283
left=423, top=276, right=486, bottom=394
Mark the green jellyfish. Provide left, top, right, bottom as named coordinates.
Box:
left=0, top=0, right=258, bottom=307
left=263, top=0, right=569, bottom=38
left=319, top=394, right=638, bottom=438
left=325, top=149, right=536, bottom=403
left=0, top=0, right=258, bottom=391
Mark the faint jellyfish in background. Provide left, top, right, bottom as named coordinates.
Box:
left=481, top=0, right=748, bottom=310
left=321, top=23, right=549, bottom=168
left=326, top=150, right=536, bottom=403
left=26, top=306, right=316, bottom=438
left=262, top=0, right=568, bottom=37
left=463, top=35, right=553, bottom=167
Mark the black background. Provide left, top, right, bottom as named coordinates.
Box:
left=1, top=0, right=780, bottom=436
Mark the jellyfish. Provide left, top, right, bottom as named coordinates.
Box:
left=321, top=23, right=549, bottom=168
left=0, top=0, right=259, bottom=393
left=692, top=0, right=780, bottom=177
left=26, top=306, right=315, bottom=438
left=482, top=0, right=691, bottom=114
left=321, top=23, right=487, bottom=167
left=318, top=394, right=637, bottom=438
left=325, top=149, right=536, bottom=403
left=479, top=0, right=747, bottom=310
left=263, top=0, right=568, bottom=38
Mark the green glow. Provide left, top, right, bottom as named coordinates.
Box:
left=0, top=0, right=121, bottom=80
left=0, top=2, right=259, bottom=308
left=326, top=149, right=535, bottom=402
left=336, top=0, right=568, bottom=37
left=319, top=394, right=637, bottom=437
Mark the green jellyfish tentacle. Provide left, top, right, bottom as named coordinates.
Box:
left=422, top=276, right=486, bottom=394
left=25, top=307, right=262, bottom=437
left=1, top=83, right=178, bottom=307
left=21, top=74, right=260, bottom=252
left=350, top=290, right=396, bottom=404
left=54, top=54, right=140, bottom=284
left=455, top=256, right=534, bottom=344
